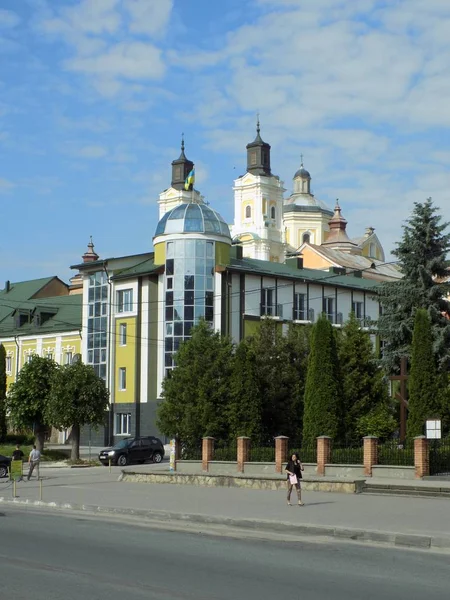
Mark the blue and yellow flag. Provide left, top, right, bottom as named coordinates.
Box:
left=184, top=168, right=195, bottom=191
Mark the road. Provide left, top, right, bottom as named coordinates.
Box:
left=0, top=508, right=448, bottom=600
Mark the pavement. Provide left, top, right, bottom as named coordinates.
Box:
left=2, top=508, right=450, bottom=600
left=1, top=465, right=450, bottom=551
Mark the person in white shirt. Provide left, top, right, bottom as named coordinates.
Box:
left=27, top=445, right=41, bottom=481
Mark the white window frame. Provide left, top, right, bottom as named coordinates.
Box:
left=115, top=412, right=131, bottom=436
left=119, top=323, right=127, bottom=346
left=119, top=367, right=127, bottom=391
left=64, top=351, right=73, bottom=365
left=5, top=355, right=12, bottom=374
left=352, top=301, right=364, bottom=320
left=117, top=289, right=133, bottom=314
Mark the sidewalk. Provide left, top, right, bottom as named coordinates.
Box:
left=0, top=466, right=449, bottom=550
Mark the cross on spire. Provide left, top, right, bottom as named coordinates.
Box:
left=300, top=153, right=303, bottom=167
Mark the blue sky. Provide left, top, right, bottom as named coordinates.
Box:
left=1, top=0, right=450, bottom=283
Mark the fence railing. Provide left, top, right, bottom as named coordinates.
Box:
left=214, top=444, right=237, bottom=461
left=378, top=442, right=414, bottom=466
left=331, top=445, right=364, bottom=465
left=249, top=446, right=276, bottom=462
left=291, top=446, right=317, bottom=463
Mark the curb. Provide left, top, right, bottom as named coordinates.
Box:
left=1, top=496, right=449, bottom=552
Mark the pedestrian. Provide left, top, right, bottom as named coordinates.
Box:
left=285, top=452, right=304, bottom=506
left=12, top=444, right=24, bottom=481
left=27, top=445, right=41, bottom=481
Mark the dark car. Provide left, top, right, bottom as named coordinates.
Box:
left=99, top=437, right=165, bottom=467
left=0, top=454, right=11, bottom=478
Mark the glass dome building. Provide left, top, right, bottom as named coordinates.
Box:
left=153, top=202, right=231, bottom=378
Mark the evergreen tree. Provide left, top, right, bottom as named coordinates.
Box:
left=47, top=362, right=109, bottom=461
left=407, top=309, right=440, bottom=438
left=6, top=355, right=57, bottom=451
left=284, top=323, right=311, bottom=441
left=0, top=344, right=7, bottom=442
left=378, top=198, right=450, bottom=373
left=157, top=320, right=233, bottom=448
left=303, top=315, right=342, bottom=445
left=339, top=313, right=392, bottom=444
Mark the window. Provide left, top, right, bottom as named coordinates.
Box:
left=115, top=413, right=131, bottom=435
left=245, top=205, right=251, bottom=219
left=270, top=206, right=276, bottom=220
left=302, top=232, right=311, bottom=244
left=5, top=356, right=12, bottom=374
left=250, top=151, right=257, bottom=166
left=117, top=289, right=133, bottom=313
left=119, top=323, right=127, bottom=346
left=293, top=293, right=306, bottom=321
left=261, top=288, right=274, bottom=316
left=119, top=367, right=126, bottom=391
left=47, top=352, right=53, bottom=361
left=64, top=352, right=73, bottom=365
left=352, top=301, right=363, bottom=320
left=323, top=297, right=335, bottom=322
left=26, top=354, right=33, bottom=364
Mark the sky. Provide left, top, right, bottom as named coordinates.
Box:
left=1, top=0, right=450, bottom=283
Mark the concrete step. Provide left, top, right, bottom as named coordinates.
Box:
left=363, top=483, right=450, bottom=499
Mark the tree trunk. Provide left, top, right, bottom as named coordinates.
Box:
left=34, top=424, right=45, bottom=453
left=71, top=424, right=80, bottom=462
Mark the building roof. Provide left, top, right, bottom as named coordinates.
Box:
left=111, top=257, right=162, bottom=280
left=228, top=256, right=380, bottom=291
left=154, top=202, right=231, bottom=239
left=283, top=196, right=333, bottom=214
left=0, top=294, right=82, bottom=337
left=303, top=244, right=402, bottom=281
left=0, top=277, right=62, bottom=323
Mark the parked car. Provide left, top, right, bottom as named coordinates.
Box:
left=99, top=437, right=165, bottom=467
left=0, top=454, right=11, bottom=478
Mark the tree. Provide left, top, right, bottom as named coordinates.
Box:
left=157, top=320, right=233, bottom=449
left=339, top=313, right=391, bottom=445
left=0, top=344, right=7, bottom=442
left=407, top=309, right=440, bottom=438
left=6, top=355, right=57, bottom=451
left=378, top=198, right=450, bottom=374
left=47, top=361, right=109, bottom=461
left=302, top=315, right=342, bottom=445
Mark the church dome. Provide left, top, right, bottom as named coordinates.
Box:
left=154, top=202, right=231, bottom=239
left=294, top=167, right=311, bottom=179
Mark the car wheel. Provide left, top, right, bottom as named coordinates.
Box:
left=0, top=465, right=8, bottom=478
left=153, top=452, right=163, bottom=464
left=117, top=455, right=128, bottom=467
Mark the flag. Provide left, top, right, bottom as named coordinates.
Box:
left=184, top=168, right=195, bottom=191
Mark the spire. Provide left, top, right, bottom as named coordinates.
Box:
left=246, top=116, right=271, bottom=176
left=322, top=200, right=358, bottom=251
left=82, top=236, right=99, bottom=263
left=171, top=134, right=194, bottom=190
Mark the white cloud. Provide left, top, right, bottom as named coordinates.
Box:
left=0, top=177, right=15, bottom=192
left=77, top=145, right=108, bottom=159
left=0, top=9, right=21, bottom=29
left=125, top=0, right=173, bottom=36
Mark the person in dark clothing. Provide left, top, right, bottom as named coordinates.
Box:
left=11, top=444, right=24, bottom=481
left=285, top=452, right=304, bottom=506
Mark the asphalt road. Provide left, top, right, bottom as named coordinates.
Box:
left=0, top=508, right=448, bottom=600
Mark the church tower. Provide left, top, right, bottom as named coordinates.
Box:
left=231, top=119, right=285, bottom=262
left=158, top=136, right=203, bottom=218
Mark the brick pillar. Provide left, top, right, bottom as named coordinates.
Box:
left=202, top=437, right=215, bottom=472
left=414, top=436, right=430, bottom=479
left=275, top=436, right=289, bottom=474
left=316, top=436, right=331, bottom=476
left=237, top=437, right=250, bottom=473
left=363, top=436, right=378, bottom=477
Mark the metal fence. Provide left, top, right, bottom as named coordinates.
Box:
left=213, top=444, right=237, bottom=461
left=378, top=442, right=414, bottom=466
left=248, top=446, right=276, bottom=462
left=331, top=445, right=364, bottom=465
left=180, top=445, right=202, bottom=460
left=290, top=446, right=317, bottom=463
left=430, top=440, right=450, bottom=476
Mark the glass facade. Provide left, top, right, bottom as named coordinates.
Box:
left=164, top=239, right=215, bottom=377
left=87, top=271, right=108, bottom=380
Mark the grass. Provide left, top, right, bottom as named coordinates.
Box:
left=0, top=445, right=69, bottom=462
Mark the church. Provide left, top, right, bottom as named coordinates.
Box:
left=0, top=126, right=393, bottom=444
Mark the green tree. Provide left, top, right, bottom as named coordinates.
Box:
left=407, top=309, right=440, bottom=438
left=6, top=355, right=57, bottom=451
left=47, top=361, right=109, bottom=461
left=303, top=315, right=341, bottom=445
left=0, top=344, right=7, bottom=442
left=378, top=198, right=450, bottom=374
left=339, top=313, right=391, bottom=444
left=157, top=320, right=233, bottom=449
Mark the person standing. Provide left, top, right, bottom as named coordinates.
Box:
left=285, top=452, right=304, bottom=506
left=27, top=445, right=41, bottom=481
left=12, top=444, right=24, bottom=481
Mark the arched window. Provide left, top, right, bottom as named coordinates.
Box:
left=245, top=205, right=251, bottom=219
left=270, top=206, right=276, bottom=220
left=302, top=232, right=311, bottom=244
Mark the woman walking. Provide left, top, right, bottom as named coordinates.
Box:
left=285, top=452, right=304, bottom=506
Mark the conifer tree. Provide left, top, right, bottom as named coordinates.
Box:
left=407, top=309, right=440, bottom=438
left=302, top=315, right=342, bottom=445
left=378, top=198, right=450, bottom=373
left=0, top=344, right=7, bottom=442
